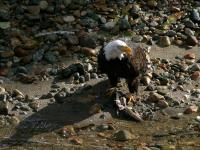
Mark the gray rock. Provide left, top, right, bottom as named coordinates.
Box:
left=44, top=51, right=60, bottom=63
left=79, top=76, right=85, bottom=83
left=150, top=21, right=158, bottom=27
left=79, top=35, right=97, bottom=48
left=185, top=28, right=195, bottom=36
left=73, top=72, right=80, bottom=80
left=32, top=49, right=44, bottom=62
left=64, top=35, right=79, bottom=45
left=177, top=32, right=187, bottom=40
left=132, top=35, right=143, bottom=43
left=16, top=66, right=28, bottom=74
left=103, top=21, right=116, bottom=30
left=191, top=9, right=200, bottom=22
left=91, top=73, right=98, bottom=79
left=114, top=130, right=134, bottom=141
left=80, top=18, right=98, bottom=29
left=184, top=20, right=196, bottom=28
left=63, top=15, right=75, bottom=23
left=54, top=91, right=67, bottom=103
left=188, top=64, right=200, bottom=72
left=166, top=30, right=176, bottom=37
left=187, top=35, right=198, bottom=46
left=119, top=19, right=131, bottom=30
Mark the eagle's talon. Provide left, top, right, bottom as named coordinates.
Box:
left=125, top=93, right=137, bottom=104
left=105, top=87, right=117, bottom=98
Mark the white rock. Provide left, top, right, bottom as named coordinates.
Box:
left=63, top=15, right=75, bottom=23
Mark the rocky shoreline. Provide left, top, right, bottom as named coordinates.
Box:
left=0, top=0, right=200, bottom=149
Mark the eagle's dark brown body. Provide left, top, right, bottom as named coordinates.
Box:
left=97, top=47, right=140, bottom=93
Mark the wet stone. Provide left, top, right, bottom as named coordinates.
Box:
left=114, top=130, right=134, bottom=141
left=79, top=36, right=97, bottom=49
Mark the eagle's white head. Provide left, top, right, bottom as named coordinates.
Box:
left=103, top=40, right=132, bottom=61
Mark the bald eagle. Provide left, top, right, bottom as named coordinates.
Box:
left=98, top=40, right=141, bottom=93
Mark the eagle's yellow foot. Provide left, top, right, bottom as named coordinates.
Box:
left=125, top=93, right=137, bottom=104
left=106, top=87, right=117, bottom=98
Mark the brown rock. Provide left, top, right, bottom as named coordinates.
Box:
left=191, top=71, right=200, bottom=80
left=184, top=53, right=195, bottom=59
left=80, top=47, right=97, bottom=56
left=184, top=105, right=198, bottom=114
left=14, top=47, right=29, bottom=57
left=0, top=50, right=15, bottom=58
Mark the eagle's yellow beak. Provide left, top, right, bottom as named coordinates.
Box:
left=121, top=46, right=132, bottom=56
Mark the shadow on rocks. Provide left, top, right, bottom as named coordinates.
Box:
left=0, top=79, right=114, bottom=147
